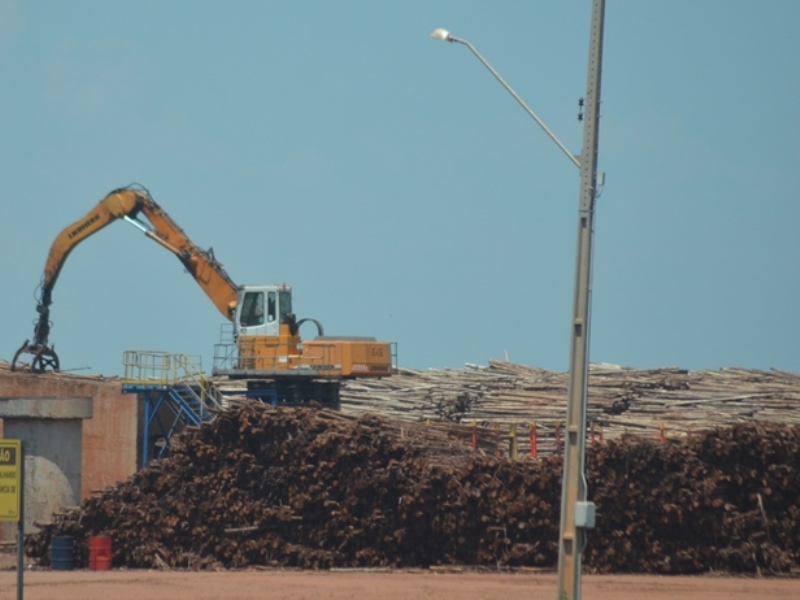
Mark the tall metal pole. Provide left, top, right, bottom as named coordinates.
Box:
left=556, top=1, right=605, bottom=599
left=17, top=442, right=24, bottom=600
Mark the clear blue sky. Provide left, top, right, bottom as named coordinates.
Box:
left=2, top=1, right=798, bottom=376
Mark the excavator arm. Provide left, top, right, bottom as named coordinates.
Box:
left=13, top=185, right=240, bottom=372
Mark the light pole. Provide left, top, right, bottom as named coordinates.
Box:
left=431, top=2, right=605, bottom=599
left=429, top=27, right=579, bottom=170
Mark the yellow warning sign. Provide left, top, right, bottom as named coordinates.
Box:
left=0, top=440, right=21, bottom=521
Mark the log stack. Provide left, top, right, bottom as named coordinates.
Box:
left=586, top=423, right=800, bottom=574
left=338, top=362, right=800, bottom=455
left=26, top=402, right=800, bottom=574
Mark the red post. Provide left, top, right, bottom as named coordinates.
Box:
left=471, top=420, right=477, bottom=451
left=530, top=420, right=538, bottom=459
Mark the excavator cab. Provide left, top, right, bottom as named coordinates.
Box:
left=235, top=285, right=291, bottom=337
left=230, top=284, right=305, bottom=372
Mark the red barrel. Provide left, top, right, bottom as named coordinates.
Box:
left=88, top=536, right=112, bottom=571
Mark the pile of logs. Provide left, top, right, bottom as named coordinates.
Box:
left=338, top=361, right=800, bottom=455
left=26, top=402, right=800, bottom=574
left=586, top=422, right=800, bottom=574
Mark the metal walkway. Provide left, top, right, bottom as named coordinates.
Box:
left=122, top=350, right=224, bottom=467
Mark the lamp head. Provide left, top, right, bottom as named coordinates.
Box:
left=429, top=28, right=454, bottom=42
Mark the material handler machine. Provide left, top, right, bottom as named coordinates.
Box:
left=13, top=185, right=393, bottom=406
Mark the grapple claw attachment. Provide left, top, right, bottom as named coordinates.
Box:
left=12, top=341, right=60, bottom=373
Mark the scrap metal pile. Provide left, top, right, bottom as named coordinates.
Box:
left=27, top=402, right=800, bottom=574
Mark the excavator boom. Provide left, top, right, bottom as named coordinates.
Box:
left=13, top=185, right=239, bottom=372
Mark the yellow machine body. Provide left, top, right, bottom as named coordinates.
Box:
left=15, top=186, right=394, bottom=404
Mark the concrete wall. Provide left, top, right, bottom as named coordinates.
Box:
left=0, top=367, right=138, bottom=499
left=4, top=418, right=84, bottom=506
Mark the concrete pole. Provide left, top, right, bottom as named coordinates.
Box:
left=556, top=1, right=605, bottom=599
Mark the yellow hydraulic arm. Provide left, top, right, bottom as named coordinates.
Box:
left=13, top=185, right=240, bottom=372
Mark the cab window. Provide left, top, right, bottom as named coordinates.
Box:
left=279, top=290, right=292, bottom=321
left=267, top=291, right=277, bottom=323
left=239, top=291, right=264, bottom=326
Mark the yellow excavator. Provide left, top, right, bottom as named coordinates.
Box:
left=13, top=185, right=393, bottom=405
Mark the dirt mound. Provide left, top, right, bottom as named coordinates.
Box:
left=26, top=403, right=800, bottom=574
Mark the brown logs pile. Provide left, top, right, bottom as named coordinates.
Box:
left=26, top=403, right=800, bottom=575
left=586, top=423, right=800, bottom=574
left=27, top=404, right=561, bottom=570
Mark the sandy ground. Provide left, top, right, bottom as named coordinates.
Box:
left=0, top=569, right=797, bottom=600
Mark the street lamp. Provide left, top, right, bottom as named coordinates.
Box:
left=429, top=28, right=580, bottom=169
left=431, top=3, right=605, bottom=599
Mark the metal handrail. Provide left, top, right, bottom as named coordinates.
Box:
left=122, top=350, right=222, bottom=413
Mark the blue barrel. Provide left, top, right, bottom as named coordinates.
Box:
left=50, top=536, right=74, bottom=571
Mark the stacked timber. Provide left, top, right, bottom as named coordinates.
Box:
left=337, top=361, right=800, bottom=455
left=26, top=402, right=800, bottom=574
left=586, top=422, right=800, bottom=574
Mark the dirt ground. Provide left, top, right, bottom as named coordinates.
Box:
left=0, top=568, right=797, bottom=600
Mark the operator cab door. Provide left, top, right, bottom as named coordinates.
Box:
left=236, top=289, right=280, bottom=337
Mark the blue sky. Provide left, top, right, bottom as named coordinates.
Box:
left=2, top=1, right=798, bottom=376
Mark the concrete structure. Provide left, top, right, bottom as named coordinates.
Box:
left=0, top=365, right=138, bottom=538
left=0, top=396, right=92, bottom=536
